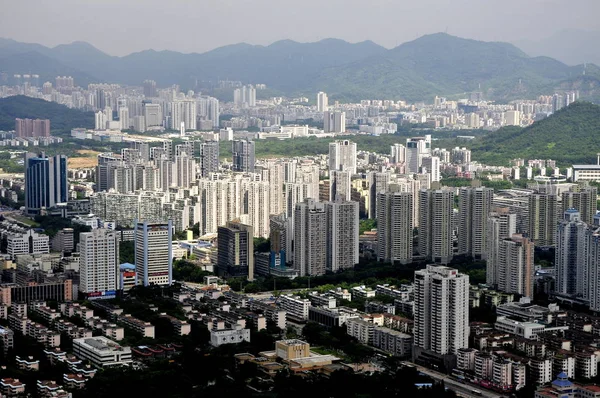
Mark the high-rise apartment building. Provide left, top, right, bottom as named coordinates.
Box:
left=135, top=221, right=173, bottom=286
left=329, top=170, right=351, bottom=201
left=317, top=91, right=328, bottom=112
left=390, top=144, right=406, bottom=164
left=326, top=199, right=359, bottom=272
left=199, top=140, right=219, bottom=177
left=143, top=80, right=157, bottom=98
left=377, top=192, right=413, bottom=264
left=495, top=235, right=535, bottom=298
left=421, top=156, right=441, bottom=182
left=293, top=199, right=327, bottom=277
left=419, top=189, right=454, bottom=263
left=458, top=187, right=494, bottom=259
left=367, top=171, right=390, bottom=219
left=79, top=229, right=120, bottom=296
left=414, top=265, right=469, bottom=355
left=25, top=153, right=68, bottom=215
left=323, top=111, right=346, bottom=133
left=328, top=140, right=357, bottom=175
left=232, top=139, right=255, bottom=173
left=15, top=118, right=51, bottom=138
left=528, top=193, right=558, bottom=247
left=486, top=209, right=517, bottom=287
left=556, top=210, right=588, bottom=297
left=143, top=103, right=162, bottom=127
left=118, top=107, right=130, bottom=130
left=217, top=220, right=254, bottom=281
left=171, top=100, right=196, bottom=130
left=561, top=186, right=598, bottom=225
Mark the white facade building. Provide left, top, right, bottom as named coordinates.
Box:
left=79, top=229, right=119, bottom=296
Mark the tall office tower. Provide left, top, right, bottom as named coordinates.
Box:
left=79, top=229, right=120, bottom=295
left=118, top=107, right=130, bottom=130
left=317, top=91, right=328, bottom=112
left=232, top=139, right=255, bottom=173
left=135, top=221, right=173, bottom=286
left=326, top=199, right=359, bottom=272
left=323, top=111, right=346, bottom=133
left=199, top=141, right=220, bottom=177
left=486, top=209, right=517, bottom=286
left=494, top=235, right=535, bottom=298
left=561, top=187, right=598, bottom=225
left=367, top=171, right=390, bottom=219
left=556, top=210, right=589, bottom=297
left=242, top=181, right=270, bottom=238
left=293, top=199, right=327, bottom=277
left=390, top=144, right=406, bottom=164
left=528, top=193, right=558, bottom=247
left=421, top=156, right=441, bottom=182
left=217, top=220, right=254, bottom=281
left=143, top=80, right=157, bottom=98
left=259, top=162, right=284, bottom=216
left=171, top=100, right=197, bottom=130
left=25, top=153, right=67, bottom=215
left=143, top=103, right=162, bottom=127
left=329, top=170, right=351, bottom=201
left=419, top=189, right=454, bottom=264
left=458, top=187, right=494, bottom=259
left=414, top=265, right=469, bottom=356
left=377, top=192, right=414, bottom=264
left=270, top=215, right=289, bottom=268
left=329, top=140, right=357, bottom=175
left=406, top=136, right=432, bottom=174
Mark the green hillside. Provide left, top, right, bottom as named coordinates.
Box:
left=470, top=101, right=600, bottom=165
left=0, top=95, right=94, bottom=133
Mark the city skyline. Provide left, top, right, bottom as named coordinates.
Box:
left=0, top=0, right=598, bottom=57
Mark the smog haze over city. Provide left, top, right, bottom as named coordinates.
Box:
left=0, top=1, right=599, bottom=397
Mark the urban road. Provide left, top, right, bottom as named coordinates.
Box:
left=402, top=362, right=505, bottom=398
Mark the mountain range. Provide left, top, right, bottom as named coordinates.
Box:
left=1, top=33, right=599, bottom=102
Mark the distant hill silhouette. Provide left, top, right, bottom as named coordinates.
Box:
left=0, top=34, right=598, bottom=102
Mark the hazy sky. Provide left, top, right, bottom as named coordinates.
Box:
left=1, top=0, right=599, bottom=56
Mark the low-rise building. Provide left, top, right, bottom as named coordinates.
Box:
left=209, top=325, right=250, bottom=347
left=0, top=378, right=26, bottom=396
left=159, top=313, right=191, bottom=336
left=495, top=317, right=545, bottom=339
left=117, top=314, right=155, bottom=338
left=372, top=327, right=412, bottom=357
left=346, top=318, right=375, bottom=344
left=63, top=373, right=87, bottom=389
left=308, top=306, right=360, bottom=328
left=278, top=295, right=311, bottom=321
left=72, top=336, right=132, bottom=368
left=275, top=339, right=310, bottom=360
left=0, top=325, right=14, bottom=354
left=15, top=356, right=39, bottom=371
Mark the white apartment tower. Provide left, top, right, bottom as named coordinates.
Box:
left=79, top=229, right=120, bottom=295
left=459, top=187, right=494, bottom=259
left=419, top=189, right=454, bottom=264
left=317, top=91, right=328, bottom=112
left=414, top=265, right=469, bottom=355
left=329, top=140, right=357, bottom=175
left=367, top=171, right=390, bottom=219
left=495, top=235, right=535, bottom=298
left=377, top=192, right=413, bottom=264
left=326, top=199, right=359, bottom=272
left=405, top=136, right=431, bottom=174
left=329, top=170, right=351, bottom=202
